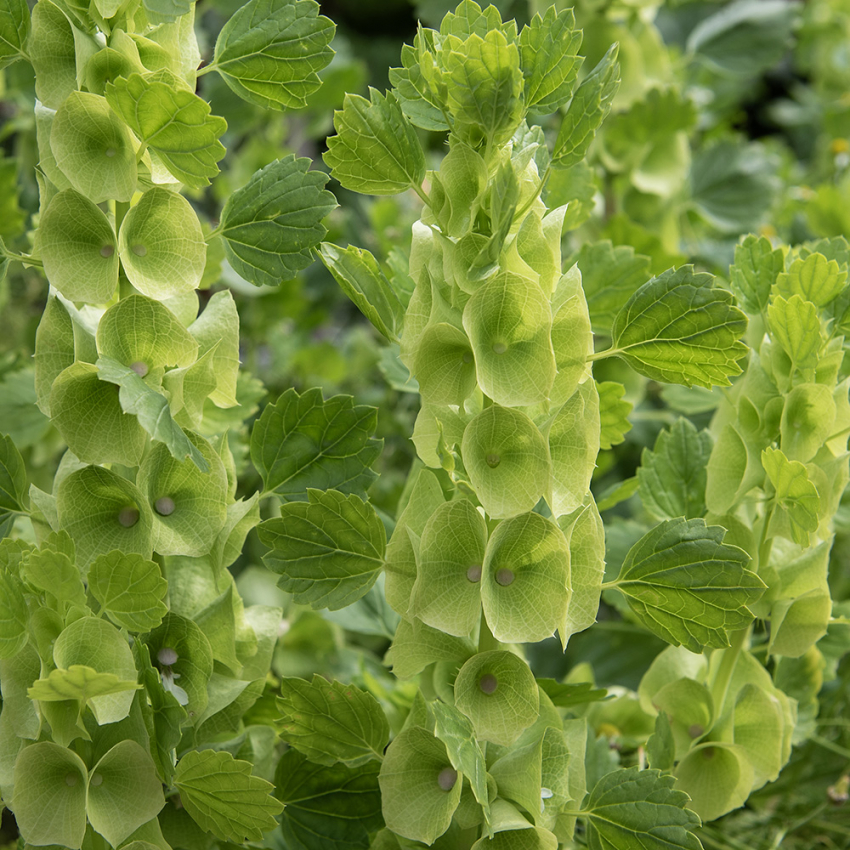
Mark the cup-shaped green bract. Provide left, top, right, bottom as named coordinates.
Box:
left=50, top=92, right=137, bottom=204
left=652, top=677, right=714, bottom=760
left=50, top=362, right=147, bottom=466
left=463, top=272, right=556, bottom=407
left=52, top=616, right=138, bottom=724
left=410, top=499, right=488, bottom=637
left=38, top=190, right=119, bottom=303
left=481, top=512, right=571, bottom=644
left=461, top=405, right=551, bottom=519
left=454, top=650, right=539, bottom=746
left=779, top=382, right=836, bottom=464
left=85, top=47, right=142, bottom=97
left=674, top=742, right=754, bottom=822
left=378, top=726, right=462, bottom=845
left=57, top=465, right=154, bottom=569
left=413, top=322, right=478, bottom=406
left=97, top=294, right=199, bottom=374
left=118, top=188, right=206, bottom=298
left=137, top=433, right=228, bottom=557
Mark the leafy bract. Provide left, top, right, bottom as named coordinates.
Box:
left=637, top=418, right=713, bottom=521
left=729, top=234, right=784, bottom=315
left=767, top=294, right=822, bottom=373
left=211, top=0, right=335, bottom=110
left=106, top=72, right=226, bottom=187
left=581, top=766, right=701, bottom=850
left=174, top=749, right=283, bottom=842
left=0, top=432, right=27, bottom=538
left=615, top=518, right=764, bottom=652
left=251, top=387, right=381, bottom=500
left=597, top=381, right=632, bottom=450
left=412, top=322, right=478, bottom=406
left=88, top=550, right=168, bottom=632
left=38, top=190, right=118, bottom=304
left=0, top=0, right=29, bottom=68
left=117, top=188, right=206, bottom=298
left=776, top=252, right=846, bottom=308
left=220, top=155, right=335, bottom=287
left=320, top=242, right=405, bottom=341
left=0, top=570, right=28, bottom=657
left=29, top=0, right=76, bottom=109
left=259, top=489, right=386, bottom=609
left=611, top=266, right=748, bottom=388
left=188, top=290, right=240, bottom=408
left=277, top=675, right=389, bottom=766
left=520, top=7, right=582, bottom=113
left=762, top=447, right=820, bottom=545
left=553, top=44, right=619, bottom=168
left=325, top=88, right=426, bottom=194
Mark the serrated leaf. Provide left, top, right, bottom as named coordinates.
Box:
left=277, top=675, right=389, bottom=766
left=96, top=356, right=209, bottom=472
left=325, top=88, right=426, bottom=195
left=581, top=766, right=701, bottom=850
left=730, top=234, right=783, bottom=315
left=385, top=616, right=474, bottom=679
left=615, top=517, right=764, bottom=652
left=537, top=679, right=608, bottom=707
left=0, top=0, right=30, bottom=68
left=762, top=446, right=820, bottom=545
left=776, top=252, right=846, bottom=308
left=319, top=242, right=405, bottom=341
left=220, top=155, right=336, bottom=287
left=175, top=749, right=282, bottom=843
left=27, top=665, right=139, bottom=704
left=553, top=44, right=619, bottom=168
left=259, top=489, right=386, bottom=610
left=597, top=381, right=632, bottom=450
left=211, top=0, right=334, bottom=110
left=637, top=418, right=713, bottom=521
left=389, top=27, right=449, bottom=132
left=106, top=72, right=226, bottom=187
left=0, top=571, right=28, bottom=657
left=189, top=290, right=240, bottom=408
left=251, top=387, right=382, bottom=500
left=142, top=0, right=191, bottom=19
left=767, top=294, right=822, bottom=373
left=277, top=748, right=383, bottom=850
left=611, top=266, right=748, bottom=388
left=520, top=7, right=582, bottom=113
left=88, top=550, right=168, bottom=632
left=0, top=431, right=26, bottom=535
left=22, top=546, right=86, bottom=609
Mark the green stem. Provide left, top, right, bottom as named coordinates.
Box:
left=709, top=624, right=751, bottom=729
left=2, top=250, right=42, bottom=268
left=411, top=182, right=433, bottom=210
left=196, top=63, right=217, bottom=77
left=513, top=163, right=551, bottom=223
left=586, top=347, right=624, bottom=363
left=206, top=224, right=223, bottom=242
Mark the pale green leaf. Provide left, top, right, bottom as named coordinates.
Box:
left=780, top=383, right=835, bottom=463
left=729, top=234, right=783, bottom=315
left=258, top=489, right=386, bottom=610
left=732, top=683, right=784, bottom=788
left=597, top=382, right=633, bottom=450
left=211, top=0, right=334, bottom=110
left=162, top=348, right=218, bottom=431
left=27, top=665, right=139, bottom=705
left=0, top=571, right=28, bottom=658
left=29, top=1, right=77, bottom=108
left=319, top=242, right=404, bottom=341
left=581, top=766, right=701, bottom=850
left=88, top=550, right=168, bottom=632
left=776, top=252, right=846, bottom=307
left=462, top=405, right=551, bottom=520
left=38, top=189, right=119, bottom=303
left=767, top=294, right=822, bottom=373
left=188, top=290, right=240, bottom=408
left=250, top=387, right=381, bottom=500
left=34, top=297, right=76, bottom=416
left=615, top=517, right=765, bottom=652
left=175, top=749, right=283, bottom=842
left=549, top=266, right=593, bottom=407
left=412, top=322, right=478, bottom=406
left=762, top=446, right=820, bottom=545
left=454, top=650, right=539, bottom=747
left=86, top=740, right=166, bottom=848
left=220, top=155, right=335, bottom=287
left=106, top=72, right=226, bottom=187
left=553, top=44, right=619, bottom=168
left=637, top=418, right=713, bottom=521
left=277, top=675, right=389, bottom=766
left=0, top=431, right=27, bottom=535
left=324, top=88, right=426, bottom=195
left=50, top=92, right=137, bottom=203
left=674, top=742, right=753, bottom=822
left=385, top=616, right=474, bottom=679
left=142, top=0, right=191, bottom=20
left=378, top=726, right=462, bottom=845
left=12, top=742, right=88, bottom=849
left=0, top=0, right=29, bottom=68
left=22, top=547, right=86, bottom=609
left=611, top=266, right=748, bottom=388
left=117, top=187, right=206, bottom=298
left=520, top=7, right=582, bottom=113
left=96, top=356, right=209, bottom=471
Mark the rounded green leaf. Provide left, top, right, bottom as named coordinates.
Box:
left=675, top=742, right=754, bottom=822
left=410, top=499, right=488, bottom=637
left=378, top=726, right=462, bottom=844
left=118, top=188, right=206, bottom=298
left=56, top=465, right=154, bottom=569
left=413, top=323, right=477, bottom=406
left=84, top=47, right=143, bottom=96
left=481, top=512, right=571, bottom=644
left=30, top=1, right=79, bottom=108
left=38, top=190, right=119, bottom=303
left=550, top=267, right=593, bottom=407
left=652, top=678, right=714, bottom=759
left=144, top=613, right=213, bottom=720
left=454, top=650, right=539, bottom=747
left=88, top=550, right=168, bottom=632
left=137, top=432, right=228, bottom=557
left=12, top=742, right=88, bottom=848
left=27, top=666, right=140, bottom=706
left=50, top=92, right=137, bottom=204
left=50, top=362, right=147, bottom=467
left=461, top=405, right=551, bottom=519
left=780, top=382, right=835, bottom=464
left=97, top=294, right=199, bottom=373
left=769, top=590, right=832, bottom=658
left=49, top=617, right=138, bottom=724
left=86, top=740, right=165, bottom=847
left=732, top=683, right=784, bottom=789
left=463, top=272, right=556, bottom=407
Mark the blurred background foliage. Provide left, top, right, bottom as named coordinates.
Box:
left=2, top=0, right=850, bottom=847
